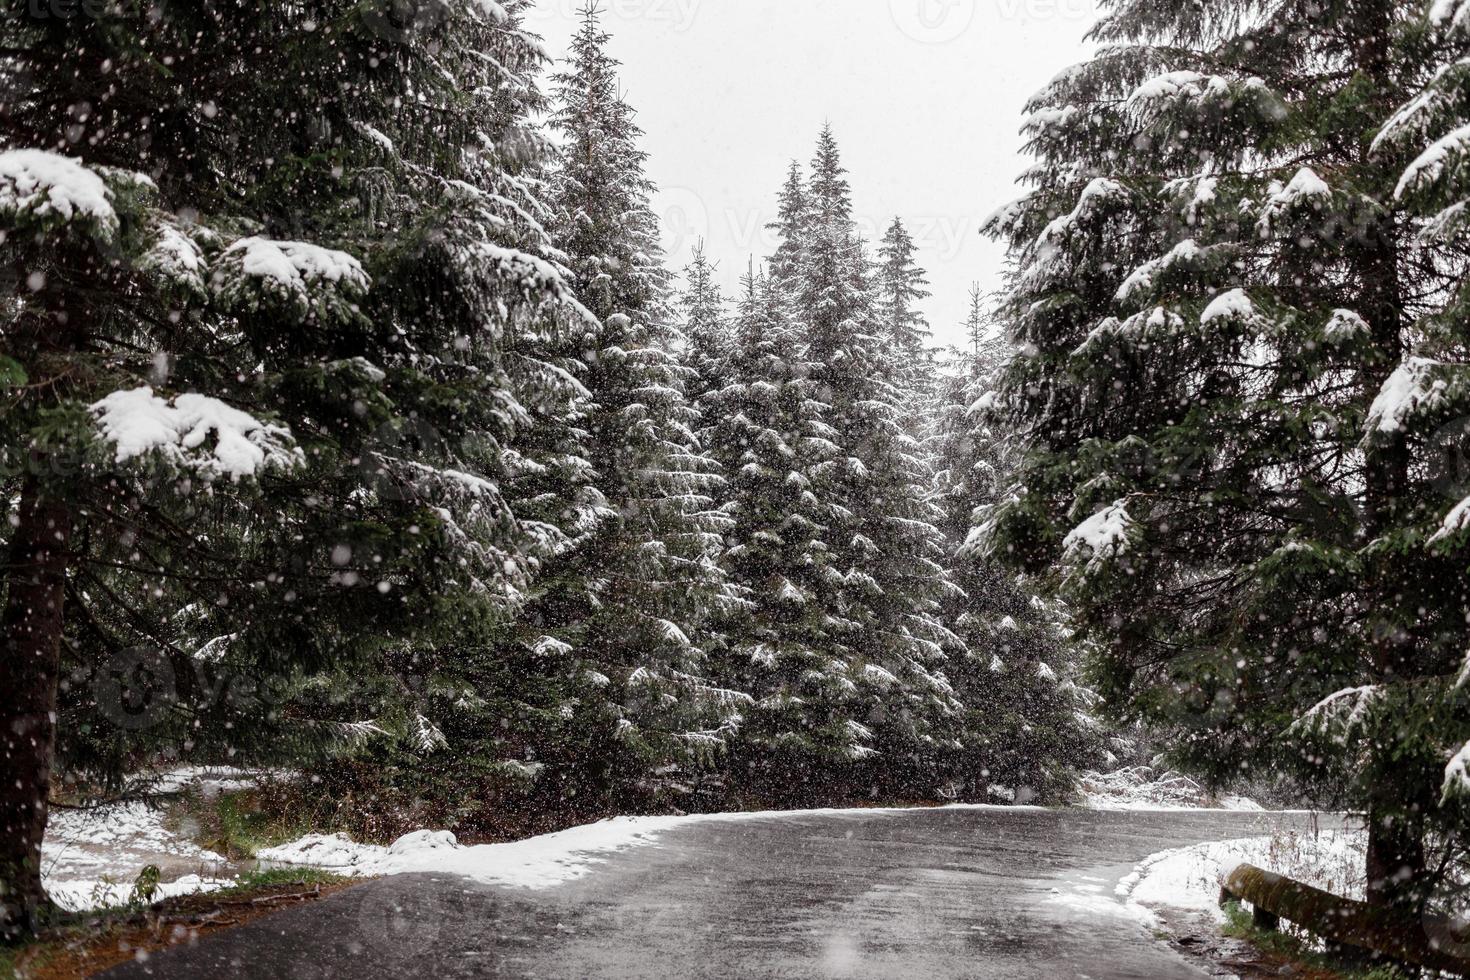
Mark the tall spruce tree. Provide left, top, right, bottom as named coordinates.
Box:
left=981, top=0, right=1468, bottom=911
left=541, top=3, right=736, bottom=807
left=767, top=161, right=810, bottom=296
left=927, top=346, right=1100, bottom=801
left=0, top=0, right=588, bottom=933
left=793, top=127, right=960, bottom=792
left=699, top=268, right=862, bottom=797
left=679, top=241, right=727, bottom=410
left=875, top=217, right=935, bottom=409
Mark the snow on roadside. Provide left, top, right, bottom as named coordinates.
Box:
left=45, top=874, right=235, bottom=914
left=1117, top=828, right=1367, bottom=923
left=42, top=801, right=232, bottom=912
left=1081, top=766, right=1265, bottom=812
left=41, top=767, right=284, bottom=911
left=258, top=803, right=1045, bottom=891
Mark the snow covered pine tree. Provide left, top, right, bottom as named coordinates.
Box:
left=875, top=217, right=937, bottom=414
left=982, top=0, right=1470, bottom=912
left=0, top=0, right=590, bottom=932
left=534, top=3, right=739, bottom=810
left=768, top=128, right=962, bottom=797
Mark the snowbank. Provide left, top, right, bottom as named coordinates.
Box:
left=1080, top=767, right=1263, bottom=812
left=47, top=874, right=234, bottom=914
left=42, top=800, right=231, bottom=912
left=41, top=767, right=288, bottom=911
left=1118, top=828, right=1367, bottom=922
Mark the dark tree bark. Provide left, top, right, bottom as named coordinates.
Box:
left=1351, top=0, right=1430, bottom=914
left=0, top=474, right=72, bottom=940
left=1365, top=802, right=1428, bottom=913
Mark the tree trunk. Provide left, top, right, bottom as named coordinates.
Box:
left=1351, top=0, right=1429, bottom=914
left=1366, top=799, right=1427, bottom=914
left=0, top=474, right=72, bottom=940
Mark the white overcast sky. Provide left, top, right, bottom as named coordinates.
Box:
left=527, top=0, right=1100, bottom=347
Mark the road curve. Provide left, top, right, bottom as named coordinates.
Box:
left=105, top=807, right=1335, bottom=979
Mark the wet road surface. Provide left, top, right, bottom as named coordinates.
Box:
left=106, top=807, right=1336, bottom=979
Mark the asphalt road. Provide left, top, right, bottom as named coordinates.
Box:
left=105, top=807, right=1335, bottom=979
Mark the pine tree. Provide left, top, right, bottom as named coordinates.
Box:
left=926, top=346, right=1100, bottom=802
left=689, top=266, right=853, bottom=798
left=964, top=283, right=989, bottom=357
left=980, top=0, right=1467, bottom=910
left=538, top=3, right=736, bottom=807
left=793, top=127, right=960, bottom=792
left=766, top=160, right=810, bottom=299
left=875, top=218, right=935, bottom=408
left=679, top=241, right=727, bottom=409
left=0, top=0, right=583, bottom=933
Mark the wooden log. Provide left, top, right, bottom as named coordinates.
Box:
left=1219, top=864, right=1470, bottom=977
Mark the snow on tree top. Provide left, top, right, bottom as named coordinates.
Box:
left=0, top=148, right=116, bottom=233
left=1200, top=288, right=1254, bottom=324
left=91, top=386, right=303, bottom=480
left=1365, top=356, right=1449, bottom=435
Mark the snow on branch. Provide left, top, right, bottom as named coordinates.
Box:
left=1364, top=356, right=1450, bottom=438
left=1256, top=168, right=1331, bottom=235
left=1034, top=178, right=1127, bottom=247
left=141, top=221, right=208, bottom=296
left=91, top=386, right=303, bottom=481
left=1200, top=288, right=1255, bottom=325
left=1123, top=71, right=1269, bottom=126
left=1323, top=309, right=1368, bottom=343
left=1430, top=494, right=1470, bottom=546
left=1289, top=686, right=1382, bottom=742
left=1396, top=124, right=1470, bottom=200
left=476, top=243, right=598, bottom=325
left=1430, top=0, right=1470, bottom=35
left=213, top=236, right=370, bottom=322
left=1445, top=740, right=1470, bottom=803
left=1062, top=501, right=1134, bottom=571
left=0, top=148, right=117, bottom=237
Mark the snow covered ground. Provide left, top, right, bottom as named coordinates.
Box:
left=1046, top=824, right=1367, bottom=936
left=1118, top=828, right=1367, bottom=921
left=1080, top=766, right=1265, bottom=812
left=41, top=768, right=272, bottom=911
